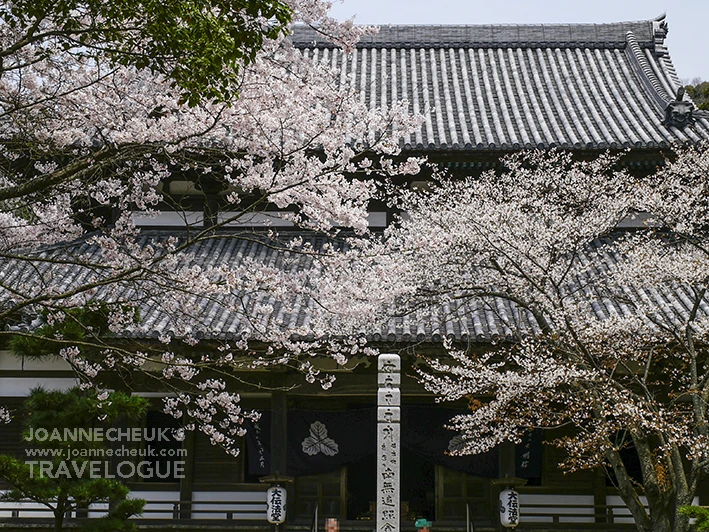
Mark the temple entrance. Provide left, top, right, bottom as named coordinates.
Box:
left=346, top=454, right=376, bottom=519
left=435, top=466, right=491, bottom=523
left=346, top=449, right=435, bottom=521
left=401, top=447, right=435, bottom=520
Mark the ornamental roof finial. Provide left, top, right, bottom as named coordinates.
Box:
left=663, top=87, right=694, bottom=129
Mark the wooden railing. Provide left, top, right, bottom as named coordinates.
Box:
left=1, top=497, right=644, bottom=527
left=0, top=497, right=268, bottom=522
left=518, top=502, right=639, bottom=524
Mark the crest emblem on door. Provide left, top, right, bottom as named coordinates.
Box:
left=302, top=421, right=339, bottom=456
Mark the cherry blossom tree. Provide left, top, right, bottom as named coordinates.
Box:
left=0, top=0, right=422, bottom=450
left=320, top=147, right=709, bottom=532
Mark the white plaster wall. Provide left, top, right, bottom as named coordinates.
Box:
left=191, top=490, right=267, bottom=520
left=606, top=495, right=698, bottom=525
left=606, top=494, right=648, bottom=524
left=0, top=351, right=71, bottom=371
left=131, top=211, right=203, bottom=227
left=0, top=377, right=77, bottom=396
left=0, top=495, right=53, bottom=518
left=132, top=209, right=387, bottom=228
left=128, top=490, right=180, bottom=520
left=220, top=211, right=294, bottom=227
left=519, top=493, right=594, bottom=524
left=87, top=502, right=109, bottom=518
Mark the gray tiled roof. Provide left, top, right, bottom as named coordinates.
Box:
left=3, top=233, right=707, bottom=345
left=291, top=17, right=709, bottom=150
left=291, top=21, right=656, bottom=47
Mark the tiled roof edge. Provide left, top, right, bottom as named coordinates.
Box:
left=624, top=30, right=672, bottom=113
left=290, top=18, right=658, bottom=48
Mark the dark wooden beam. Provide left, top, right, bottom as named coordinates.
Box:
left=178, top=429, right=195, bottom=519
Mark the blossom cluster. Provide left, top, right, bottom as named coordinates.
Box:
left=313, top=147, right=709, bottom=530
left=164, top=379, right=260, bottom=456
left=0, top=0, right=424, bottom=450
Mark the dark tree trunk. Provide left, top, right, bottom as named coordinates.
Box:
left=53, top=509, right=64, bottom=532
left=54, top=494, right=67, bottom=532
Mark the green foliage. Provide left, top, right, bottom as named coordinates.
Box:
left=1, top=0, right=293, bottom=105
left=9, top=301, right=139, bottom=360
left=0, top=388, right=148, bottom=531
left=686, top=81, right=709, bottom=111
left=22, top=387, right=148, bottom=433
left=82, top=497, right=145, bottom=532
left=680, top=505, right=709, bottom=530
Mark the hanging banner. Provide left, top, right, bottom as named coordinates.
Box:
left=402, top=406, right=498, bottom=477
left=515, top=429, right=543, bottom=479
left=246, top=409, right=376, bottom=476
left=246, top=408, right=541, bottom=478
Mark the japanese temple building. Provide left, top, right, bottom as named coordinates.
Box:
left=1, top=14, right=709, bottom=531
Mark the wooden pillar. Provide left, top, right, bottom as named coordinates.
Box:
left=593, top=467, right=607, bottom=523
left=270, top=388, right=288, bottom=476
left=270, top=374, right=290, bottom=523
left=202, top=195, right=219, bottom=228
left=200, top=178, right=222, bottom=228
left=179, top=429, right=195, bottom=519
left=498, top=441, right=516, bottom=478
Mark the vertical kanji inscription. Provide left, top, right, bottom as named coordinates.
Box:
left=377, top=354, right=400, bottom=532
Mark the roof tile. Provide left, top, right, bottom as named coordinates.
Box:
left=3, top=233, right=707, bottom=345
left=291, top=18, right=709, bottom=150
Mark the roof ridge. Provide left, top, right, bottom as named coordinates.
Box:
left=290, top=18, right=658, bottom=47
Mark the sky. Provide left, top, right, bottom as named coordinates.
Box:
left=327, top=0, right=709, bottom=83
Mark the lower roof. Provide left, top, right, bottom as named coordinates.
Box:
left=2, top=232, right=707, bottom=345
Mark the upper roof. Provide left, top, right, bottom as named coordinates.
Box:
left=291, top=17, right=709, bottom=151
